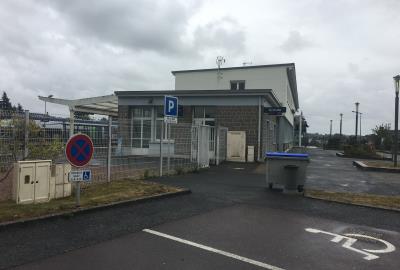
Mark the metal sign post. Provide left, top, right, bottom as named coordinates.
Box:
left=65, top=133, right=94, bottom=207
left=163, top=96, right=178, bottom=176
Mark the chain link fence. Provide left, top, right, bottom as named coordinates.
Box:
left=0, top=110, right=227, bottom=200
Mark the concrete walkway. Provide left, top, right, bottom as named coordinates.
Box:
left=306, top=148, right=400, bottom=196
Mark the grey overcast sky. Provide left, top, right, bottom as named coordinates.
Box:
left=1, top=0, right=399, bottom=134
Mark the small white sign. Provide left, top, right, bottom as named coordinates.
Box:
left=69, top=170, right=92, bottom=182
left=164, top=116, right=178, bottom=124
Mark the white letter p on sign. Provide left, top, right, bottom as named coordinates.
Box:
left=168, top=100, right=175, bottom=112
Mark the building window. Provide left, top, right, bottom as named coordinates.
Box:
left=131, top=107, right=152, bottom=148
left=230, top=80, right=245, bottom=90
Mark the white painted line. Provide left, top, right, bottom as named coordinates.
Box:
left=143, top=229, right=285, bottom=270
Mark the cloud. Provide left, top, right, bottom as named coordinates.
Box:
left=280, top=30, right=313, bottom=53
left=0, top=0, right=399, bottom=134
left=44, top=0, right=199, bottom=55
left=192, top=17, right=245, bottom=55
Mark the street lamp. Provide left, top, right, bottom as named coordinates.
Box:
left=44, top=94, right=53, bottom=115
left=339, top=113, right=343, bottom=137
left=393, top=75, right=400, bottom=167
left=43, top=94, right=53, bottom=129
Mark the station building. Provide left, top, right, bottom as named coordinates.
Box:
left=116, top=63, right=300, bottom=162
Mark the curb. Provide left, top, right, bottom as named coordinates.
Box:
left=353, top=160, right=400, bottom=173
left=0, top=188, right=191, bottom=228
left=304, top=191, right=400, bottom=213
left=336, top=152, right=391, bottom=161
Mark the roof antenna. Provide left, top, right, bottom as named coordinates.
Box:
left=216, top=56, right=225, bottom=79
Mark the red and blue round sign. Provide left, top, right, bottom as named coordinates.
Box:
left=65, top=134, right=94, bottom=167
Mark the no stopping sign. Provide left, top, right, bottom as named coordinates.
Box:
left=65, top=134, right=94, bottom=167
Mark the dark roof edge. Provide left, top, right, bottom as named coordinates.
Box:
left=171, top=63, right=295, bottom=75
left=115, top=89, right=281, bottom=106
left=286, top=66, right=299, bottom=110
left=115, top=89, right=273, bottom=96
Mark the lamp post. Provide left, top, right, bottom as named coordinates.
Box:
left=330, top=120, right=332, bottom=138
left=43, top=94, right=53, bottom=129
left=393, top=75, right=400, bottom=167
left=44, top=94, right=53, bottom=115
left=354, top=102, right=359, bottom=142
left=339, top=113, right=343, bottom=137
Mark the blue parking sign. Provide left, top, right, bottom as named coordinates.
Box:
left=164, top=96, right=178, bottom=117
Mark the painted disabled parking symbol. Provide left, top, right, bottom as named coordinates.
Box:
left=305, top=228, right=396, bottom=261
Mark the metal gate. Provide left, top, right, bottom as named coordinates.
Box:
left=191, top=125, right=212, bottom=168
left=215, top=126, right=228, bottom=165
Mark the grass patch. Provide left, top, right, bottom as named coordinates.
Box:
left=305, top=189, right=400, bottom=211
left=0, top=179, right=182, bottom=224
left=363, top=161, right=400, bottom=169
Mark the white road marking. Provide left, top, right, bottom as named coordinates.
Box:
left=143, top=229, right=285, bottom=270
left=305, top=228, right=396, bottom=261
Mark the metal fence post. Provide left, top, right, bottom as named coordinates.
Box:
left=107, top=116, right=112, bottom=182
left=69, top=108, right=80, bottom=207
left=215, top=126, right=220, bottom=165
left=24, top=110, right=29, bottom=159
left=159, top=120, right=163, bottom=177
left=167, top=123, right=170, bottom=175
left=69, top=108, right=75, bottom=137
left=197, top=126, right=200, bottom=169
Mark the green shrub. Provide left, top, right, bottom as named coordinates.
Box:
left=343, top=144, right=380, bottom=159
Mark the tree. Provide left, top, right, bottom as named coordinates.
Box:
left=372, top=123, right=392, bottom=150
left=17, top=103, right=23, bottom=112
left=74, top=111, right=92, bottom=120
left=1, top=92, right=12, bottom=110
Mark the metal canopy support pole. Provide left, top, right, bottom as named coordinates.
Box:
left=24, top=110, right=29, bottom=159
left=159, top=120, right=164, bottom=177
left=107, top=116, right=112, bottom=182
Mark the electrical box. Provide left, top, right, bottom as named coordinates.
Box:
left=247, top=146, right=255, bottom=162
left=13, top=160, right=52, bottom=204
left=51, top=163, right=72, bottom=199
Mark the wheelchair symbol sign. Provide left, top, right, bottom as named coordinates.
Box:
left=305, top=227, right=396, bottom=261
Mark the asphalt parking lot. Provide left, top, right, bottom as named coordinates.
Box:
left=12, top=203, right=399, bottom=270
left=3, top=154, right=400, bottom=270
left=306, top=148, right=400, bottom=195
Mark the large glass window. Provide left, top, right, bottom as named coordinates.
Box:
left=131, top=107, right=152, bottom=148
